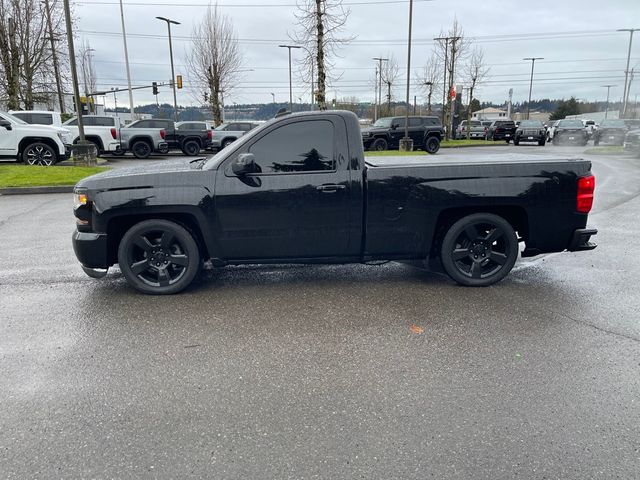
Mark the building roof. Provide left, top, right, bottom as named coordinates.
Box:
left=472, top=107, right=507, bottom=114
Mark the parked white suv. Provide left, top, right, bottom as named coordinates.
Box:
left=9, top=111, right=121, bottom=155
left=0, top=111, right=71, bottom=165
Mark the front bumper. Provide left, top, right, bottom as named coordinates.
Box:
left=491, top=131, right=512, bottom=140
left=72, top=230, right=109, bottom=269
left=567, top=228, right=597, bottom=252
left=60, top=144, right=72, bottom=161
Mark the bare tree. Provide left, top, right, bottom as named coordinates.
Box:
left=416, top=51, right=440, bottom=114
left=290, top=0, right=354, bottom=110
left=0, top=0, right=68, bottom=110
left=187, top=4, right=243, bottom=125
left=380, top=54, right=400, bottom=117
left=464, top=46, right=490, bottom=139
left=79, top=40, right=97, bottom=113
left=434, top=18, right=469, bottom=138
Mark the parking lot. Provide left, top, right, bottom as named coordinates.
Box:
left=1, top=144, right=639, bottom=478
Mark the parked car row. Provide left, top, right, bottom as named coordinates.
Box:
left=1, top=109, right=264, bottom=163
left=361, top=115, right=443, bottom=153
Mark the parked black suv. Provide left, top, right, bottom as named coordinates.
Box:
left=593, top=119, right=627, bottom=146
left=513, top=120, right=546, bottom=146
left=148, top=119, right=212, bottom=155
left=486, top=120, right=516, bottom=142
left=361, top=116, right=444, bottom=153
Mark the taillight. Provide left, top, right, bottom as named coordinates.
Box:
left=577, top=175, right=595, bottom=213
left=207, top=130, right=212, bottom=140
left=160, top=129, right=165, bottom=139
left=110, top=127, right=117, bottom=139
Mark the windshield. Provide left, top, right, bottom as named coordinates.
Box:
left=372, top=117, right=393, bottom=128
left=601, top=119, right=625, bottom=127
left=0, top=112, right=28, bottom=125
left=214, top=123, right=229, bottom=131
left=203, top=118, right=275, bottom=169
left=558, top=120, right=584, bottom=128
left=520, top=120, right=543, bottom=128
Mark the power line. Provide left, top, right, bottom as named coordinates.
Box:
left=76, top=0, right=434, bottom=6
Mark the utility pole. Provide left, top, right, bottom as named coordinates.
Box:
left=62, top=0, right=85, bottom=142
left=424, top=81, right=433, bottom=114
left=625, top=69, right=635, bottom=115
left=601, top=84, right=615, bottom=119
left=373, top=57, right=388, bottom=121
left=42, top=0, right=65, bottom=113
left=374, top=65, right=378, bottom=120
left=447, top=37, right=462, bottom=139
left=524, top=57, right=543, bottom=120
left=400, top=0, right=414, bottom=151
left=618, top=28, right=638, bottom=117
left=118, top=0, right=135, bottom=120
left=156, top=17, right=180, bottom=121
left=279, top=44, right=302, bottom=112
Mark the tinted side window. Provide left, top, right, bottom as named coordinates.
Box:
left=12, top=113, right=29, bottom=123
left=409, top=118, right=423, bottom=127
left=239, top=123, right=252, bottom=131
left=132, top=120, right=150, bottom=128
left=65, top=118, right=79, bottom=126
left=227, top=123, right=240, bottom=130
left=393, top=118, right=406, bottom=128
left=84, top=117, right=115, bottom=127
left=248, top=120, right=334, bottom=174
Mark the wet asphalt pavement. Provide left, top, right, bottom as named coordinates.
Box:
left=1, top=145, right=639, bottom=478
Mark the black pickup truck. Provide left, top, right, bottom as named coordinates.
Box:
left=72, top=111, right=597, bottom=294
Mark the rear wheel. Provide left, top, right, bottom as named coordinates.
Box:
left=118, top=219, right=200, bottom=295
left=372, top=138, right=388, bottom=151
left=131, top=140, right=152, bottom=159
left=440, top=213, right=518, bottom=287
left=424, top=136, right=440, bottom=154
left=513, top=137, right=520, bottom=146
left=23, top=142, right=57, bottom=166
left=222, top=138, right=234, bottom=149
left=182, top=140, right=201, bottom=156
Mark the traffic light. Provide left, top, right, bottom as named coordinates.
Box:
left=152, top=82, right=158, bottom=95
left=176, top=75, right=183, bottom=89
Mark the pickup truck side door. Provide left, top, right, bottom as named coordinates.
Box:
left=0, top=114, right=17, bottom=157
left=213, top=115, right=358, bottom=260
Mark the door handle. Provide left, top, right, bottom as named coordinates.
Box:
left=317, top=184, right=346, bottom=192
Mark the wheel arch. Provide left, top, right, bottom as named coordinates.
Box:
left=18, top=136, right=60, bottom=156
left=429, top=205, right=529, bottom=258
left=105, top=212, right=210, bottom=266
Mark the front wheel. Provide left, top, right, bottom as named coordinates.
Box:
left=440, top=213, right=518, bottom=287
left=513, top=138, right=520, bottom=146
left=23, top=142, right=57, bottom=166
left=118, top=219, right=201, bottom=295
left=371, top=138, right=388, bottom=151
left=538, top=138, right=546, bottom=146
left=424, top=136, right=440, bottom=154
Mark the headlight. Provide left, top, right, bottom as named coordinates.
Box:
left=73, top=191, right=88, bottom=209
left=57, top=132, right=70, bottom=143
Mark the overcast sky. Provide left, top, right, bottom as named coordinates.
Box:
left=74, top=0, right=640, bottom=109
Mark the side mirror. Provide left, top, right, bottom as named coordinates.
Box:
left=0, top=119, right=12, bottom=130
left=232, top=153, right=256, bottom=176
left=391, top=123, right=398, bottom=130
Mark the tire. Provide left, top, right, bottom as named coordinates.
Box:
left=424, top=136, right=440, bottom=154
left=538, top=138, right=546, bottom=146
left=117, top=219, right=201, bottom=295
left=440, top=213, right=518, bottom=287
left=222, top=139, right=235, bottom=149
left=182, top=140, right=201, bottom=156
left=372, top=138, right=388, bottom=151
left=158, top=145, right=170, bottom=155
left=131, top=140, right=152, bottom=159
left=112, top=148, right=126, bottom=156
left=23, top=142, right=57, bottom=166
left=513, top=138, right=520, bottom=146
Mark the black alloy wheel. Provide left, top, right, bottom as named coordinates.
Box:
left=425, top=136, right=440, bottom=154
left=441, top=213, right=518, bottom=287
left=182, top=140, right=201, bottom=156
left=222, top=139, right=234, bottom=149
left=131, top=140, right=152, bottom=159
left=118, top=219, right=200, bottom=294
left=372, top=138, right=388, bottom=151
left=158, top=145, right=170, bottom=155
left=23, top=142, right=57, bottom=166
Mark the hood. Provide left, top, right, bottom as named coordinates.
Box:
left=20, top=123, right=70, bottom=135
left=75, top=158, right=208, bottom=192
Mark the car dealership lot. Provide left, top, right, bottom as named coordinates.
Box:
left=1, top=145, right=639, bottom=478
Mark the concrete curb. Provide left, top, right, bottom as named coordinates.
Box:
left=0, top=186, right=74, bottom=195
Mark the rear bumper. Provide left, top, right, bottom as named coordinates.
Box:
left=105, top=141, right=121, bottom=152
left=567, top=228, right=597, bottom=252
left=72, top=230, right=109, bottom=269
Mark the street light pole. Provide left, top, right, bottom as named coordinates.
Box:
left=524, top=57, right=543, bottom=120
left=279, top=44, right=302, bottom=112
left=401, top=0, right=414, bottom=150
left=118, top=0, right=135, bottom=120
left=157, top=16, right=180, bottom=121
left=618, top=28, right=638, bottom=117
left=601, top=84, right=615, bottom=119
